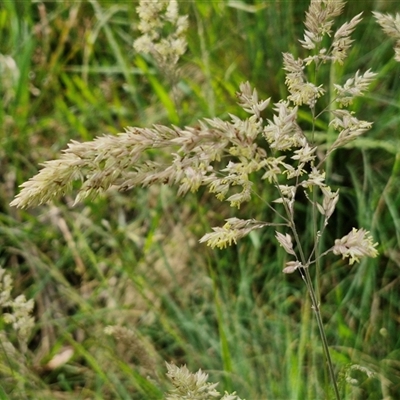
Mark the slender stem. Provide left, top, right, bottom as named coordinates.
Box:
left=290, top=223, right=341, bottom=400
left=293, top=57, right=341, bottom=399
left=303, top=268, right=341, bottom=400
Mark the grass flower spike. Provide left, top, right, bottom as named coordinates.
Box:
left=300, top=0, right=345, bottom=50
left=332, top=228, right=379, bottom=265
left=0, top=268, right=35, bottom=353
left=373, top=11, right=400, bottom=61
left=165, top=363, right=244, bottom=400
left=133, top=0, right=188, bottom=75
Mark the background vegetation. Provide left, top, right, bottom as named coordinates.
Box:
left=0, top=0, right=399, bottom=399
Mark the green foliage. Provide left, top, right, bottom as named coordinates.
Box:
left=1, top=1, right=400, bottom=399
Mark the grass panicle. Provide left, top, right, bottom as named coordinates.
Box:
left=1, top=0, right=400, bottom=399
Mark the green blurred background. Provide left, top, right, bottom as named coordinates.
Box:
left=0, top=1, right=399, bottom=399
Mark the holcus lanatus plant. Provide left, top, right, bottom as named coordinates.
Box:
left=11, top=1, right=388, bottom=398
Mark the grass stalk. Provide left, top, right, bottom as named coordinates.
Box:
left=304, top=268, right=341, bottom=400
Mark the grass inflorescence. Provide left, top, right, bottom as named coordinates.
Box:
left=1, top=1, right=400, bottom=399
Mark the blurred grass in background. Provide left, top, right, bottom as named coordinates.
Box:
left=0, top=0, right=399, bottom=399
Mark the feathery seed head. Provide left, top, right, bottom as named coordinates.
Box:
left=332, top=228, right=379, bottom=265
